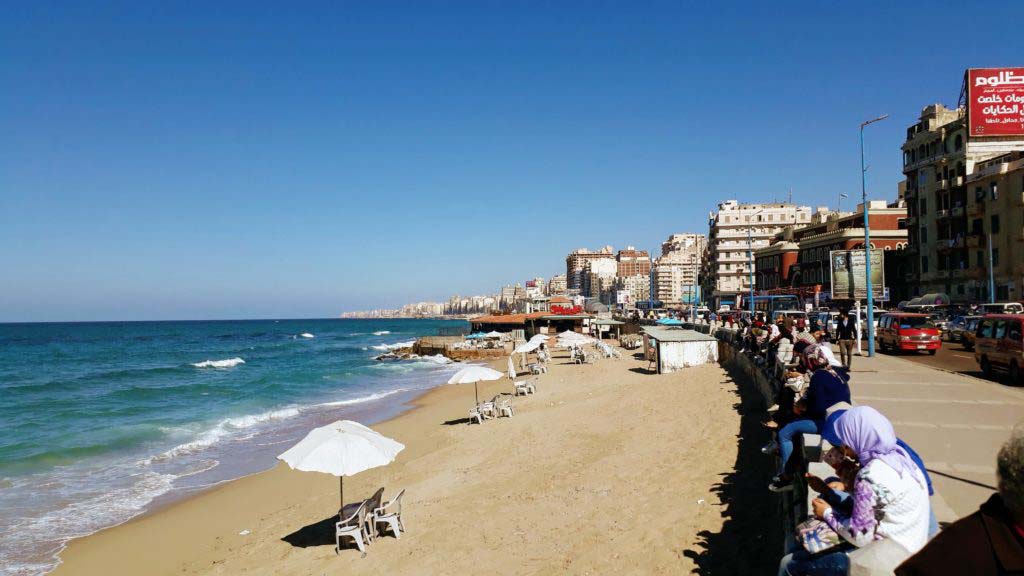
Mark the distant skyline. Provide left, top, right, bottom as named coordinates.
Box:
left=3, top=2, right=1022, bottom=322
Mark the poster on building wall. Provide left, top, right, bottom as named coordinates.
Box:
left=829, top=249, right=884, bottom=300
left=968, top=67, right=1024, bottom=137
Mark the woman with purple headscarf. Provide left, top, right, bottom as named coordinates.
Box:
left=779, top=406, right=931, bottom=575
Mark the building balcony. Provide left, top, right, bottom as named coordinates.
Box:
left=950, top=205, right=965, bottom=218
left=966, top=234, right=984, bottom=248
left=935, top=178, right=949, bottom=190
left=935, top=208, right=950, bottom=220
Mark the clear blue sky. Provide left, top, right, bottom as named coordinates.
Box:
left=3, top=2, right=1022, bottom=322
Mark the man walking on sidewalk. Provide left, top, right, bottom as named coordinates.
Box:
left=836, top=309, right=856, bottom=369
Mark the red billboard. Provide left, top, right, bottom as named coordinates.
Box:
left=968, top=67, right=1024, bottom=137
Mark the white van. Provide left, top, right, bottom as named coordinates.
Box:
left=978, top=302, right=1024, bottom=315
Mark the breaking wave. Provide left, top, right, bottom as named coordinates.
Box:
left=191, top=358, right=245, bottom=369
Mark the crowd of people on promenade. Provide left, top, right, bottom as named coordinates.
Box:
left=725, top=312, right=1024, bottom=576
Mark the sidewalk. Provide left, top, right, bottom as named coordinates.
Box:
left=845, top=352, right=1024, bottom=522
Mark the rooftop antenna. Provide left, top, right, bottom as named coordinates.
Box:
left=788, top=188, right=792, bottom=204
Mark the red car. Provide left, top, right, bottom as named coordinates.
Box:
left=876, top=313, right=941, bottom=354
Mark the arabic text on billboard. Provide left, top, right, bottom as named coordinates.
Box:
left=830, top=249, right=884, bottom=300
left=969, top=68, right=1024, bottom=137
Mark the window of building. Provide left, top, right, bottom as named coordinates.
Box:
left=993, top=248, right=999, bottom=267
left=991, top=214, right=1000, bottom=234
left=991, top=182, right=999, bottom=200
left=920, top=226, right=927, bottom=243
left=921, top=257, right=929, bottom=273
left=954, top=134, right=963, bottom=151
left=972, top=218, right=983, bottom=235
left=897, top=218, right=907, bottom=230
left=919, top=198, right=927, bottom=215
left=977, top=250, right=984, bottom=267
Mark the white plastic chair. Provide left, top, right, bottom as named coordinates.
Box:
left=336, top=500, right=369, bottom=554
left=495, top=396, right=514, bottom=417
left=374, top=489, right=406, bottom=539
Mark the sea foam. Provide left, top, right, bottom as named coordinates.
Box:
left=150, top=406, right=301, bottom=462
left=373, top=330, right=391, bottom=335
left=370, top=339, right=417, bottom=351
left=299, top=333, right=315, bottom=339
left=191, top=358, right=245, bottom=368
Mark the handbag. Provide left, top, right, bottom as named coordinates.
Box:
left=796, top=518, right=842, bottom=555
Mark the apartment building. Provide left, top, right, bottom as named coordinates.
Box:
left=614, top=274, right=650, bottom=308
left=702, top=200, right=814, bottom=310
left=754, top=201, right=908, bottom=302
left=546, top=274, right=567, bottom=296
left=903, top=101, right=1024, bottom=301
left=565, top=246, right=615, bottom=291
left=653, top=233, right=705, bottom=307
left=582, top=258, right=617, bottom=301
left=615, top=247, right=651, bottom=277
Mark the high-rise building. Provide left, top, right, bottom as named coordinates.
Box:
left=615, top=246, right=651, bottom=277
left=902, top=102, right=1024, bottom=301
left=565, top=246, right=614, bottom=291
left=582, top=258, right=617, bottom=301
left=702, top=200, right=814, bottom=310
left=653, top=233, right=705, bottom=307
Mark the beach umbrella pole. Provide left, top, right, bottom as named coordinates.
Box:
left=475, top=382, right=479, bottom=404
left=340, top=476, right=344, bottom=511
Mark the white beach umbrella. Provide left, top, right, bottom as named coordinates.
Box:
left=277, top=420, right=405, bottom=510
left=447, top=365, right=504, bottom=404
left=514, top=340, right=540, bottom=354
left=484, top=331, right=504, bottom=339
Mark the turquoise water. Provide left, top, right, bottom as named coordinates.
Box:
left=0, top=319, right=467, bottom=575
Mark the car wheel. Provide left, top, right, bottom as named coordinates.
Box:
left=1010, top=362, right=1023, bottom=387
left=981, top=356, right=993, bottom=379
left=928, top=349, right=937, bottom=356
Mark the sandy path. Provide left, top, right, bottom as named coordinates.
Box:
left=54, top=349, right=779, bottom=575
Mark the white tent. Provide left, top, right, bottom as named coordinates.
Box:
left=484, top=331, right=504, bottom=339
left=277, top=420, right=405, bottom=509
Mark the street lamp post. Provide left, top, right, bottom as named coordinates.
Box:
left=860, top=114, right=889, bottom=357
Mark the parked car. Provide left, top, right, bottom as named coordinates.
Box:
left=876, top=313, right=941, bottom=355
left=974, top=315, right=1024, bottom=384
left=962, top=316, right=983, bottom=350
left=948, top=315, right=982, bottom=343
left=929, top=313, right=950, bottom=339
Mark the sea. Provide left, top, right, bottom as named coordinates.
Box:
left=0, top=318, right=469, bottom=576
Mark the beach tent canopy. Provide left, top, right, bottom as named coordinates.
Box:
left=466, top=332, right=486, bottom=339
left=484, top=331, right=504, bottom=339
left=277, top=420, right=404, bottom=508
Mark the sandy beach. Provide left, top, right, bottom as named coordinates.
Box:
left=54, top=348, right=780, bottom=575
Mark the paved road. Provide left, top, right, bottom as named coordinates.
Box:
left=857, top=336, right=1022, bottom=386
left=846, top=352, right=1024, bottom=523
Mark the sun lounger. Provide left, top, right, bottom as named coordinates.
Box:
left=374, top=489, right=406, bottom=539
left=336, top=500, right=370, bottom=554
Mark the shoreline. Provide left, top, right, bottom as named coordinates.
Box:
left=53, top=347, right=777, bottom=575
left=39, top=364, right=470, bottom=576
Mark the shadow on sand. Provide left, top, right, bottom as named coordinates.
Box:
left=682, top=361, right=782, bottom=575
left=282, top=516, right=338, bottom=549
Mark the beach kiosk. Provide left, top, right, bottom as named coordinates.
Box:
left=640, top=327, right=718, bottom=374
